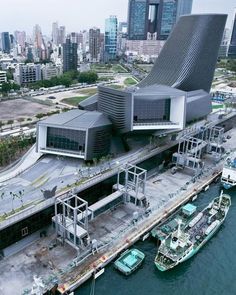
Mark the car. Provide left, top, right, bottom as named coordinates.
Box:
left=48, top=96, right=56, bottom=99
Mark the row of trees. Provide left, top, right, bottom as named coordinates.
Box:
left=217, top=59, right=236, bottom=72
left=0, top=82, right=20, bottom=94
left=30, top=70, right=98, bottom=90
left=0, top=134, right=35, bottom=167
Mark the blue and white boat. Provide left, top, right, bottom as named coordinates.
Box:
left=221, top=153, right=236, bottom=189
left=114, top=249, right=145, bottom=275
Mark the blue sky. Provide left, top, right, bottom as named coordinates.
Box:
left=0, top=0, right=235, bottom=34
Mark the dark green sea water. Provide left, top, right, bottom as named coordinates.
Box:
left=76, top=183, right=236, bottom=295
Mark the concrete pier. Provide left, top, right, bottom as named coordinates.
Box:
left=0, top=126, right=236, bottom=295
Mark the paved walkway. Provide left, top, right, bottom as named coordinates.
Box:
left=0, top=144, right=41, bottom=183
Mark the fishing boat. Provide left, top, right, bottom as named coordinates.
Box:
left=114, top=248, right=145, bottom=275
left=154, top=192, right=231, bottom=271
left=221, top=153, right=236, bottom=189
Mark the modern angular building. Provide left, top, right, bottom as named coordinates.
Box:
left=228, top=9, right=236, bottom=58
left=37, top=14, right=226, bottom=160
left=97, top=85, right=186, bottom=133
left=36, top=110, right=112, bottom=160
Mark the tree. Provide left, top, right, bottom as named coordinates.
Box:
left=10, top=192, right=15, bottom=212
left=93, top=158, right=98, bottom=167
left=78, top=71, right=98, bottom=84
left=17, top=118, right=25, bottom=127
left=36, top=113, right=45, bottom=120
left=0, top=191, right=4, bottom=200
left=0, top=121, right=3, bottom=132
left=18, top=190, right=24, bottom=207
left=7, top=120, right=14, bottom=129
left=1, top=82, right=11, bottom=93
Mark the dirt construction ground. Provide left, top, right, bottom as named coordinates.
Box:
left=0, top=99, right=55, bottom=121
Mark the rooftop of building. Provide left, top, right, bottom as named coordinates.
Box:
left=99, top=84, right=186, bottom=98
left=38, top=109, right=112, bottom=130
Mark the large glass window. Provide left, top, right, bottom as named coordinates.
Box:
left=133, top=98, right=171, bottom=123
left=46, top=127, right=86, bottom=153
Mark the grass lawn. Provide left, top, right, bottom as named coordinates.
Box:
left=61, top=96, right=89, bottom=106
left=136, top=64, right=153, bottom=73
left=212, top=104, right=224, bottom=109
left=91, top=64, right=112, bottom=73
left=112, top=64, right=128, bottom=73
left=76, top=88, right=98, bottom=96
left=124, top=77, right=138, bottom=86
left=107, top=84, right=124, bottom=90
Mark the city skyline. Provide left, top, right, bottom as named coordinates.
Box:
left=0, top=0, right=235, bottom=35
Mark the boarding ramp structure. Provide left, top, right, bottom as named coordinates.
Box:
left=172, top=125, right=224, bottom=173
left=114, top=164, right=148, bottom=207
left=53, top=193, right=90, bottom=252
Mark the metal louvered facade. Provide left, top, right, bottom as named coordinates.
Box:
left=138, top=14, right=227, bottom=92
left=97, top=86, right=133, bottom=133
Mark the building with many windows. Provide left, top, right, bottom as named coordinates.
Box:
left=127, top=0, right=192, bottom=41
left=104, top=16, right=118, bottom=61
left=0, top=71, right=7, bottom=86
left=159, top=0, right=178, bottom=40
left=176, top=0, right=193, bottom=20
left=63, top=37, right=78, bottom=72
left=1, top=32, right=11, bottom=54
left=89, top=28, right=101, bottom=63
left=228, top=9, right=236, bottom=58
left=41, top=63, right=62, bottom=80
left=14, top=63, right=41, bottom=85
left=128, top=0, right=149, bottom=40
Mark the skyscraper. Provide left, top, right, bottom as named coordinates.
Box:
left=58, top=26, right=66, bottom=45
left=228, top=9, right=236, bottom=59
left=33, top=24, right=44, bottom=60
left=63, top=38, right=78, bottom=72
left=105, top=16, right=118, bottom=61
left=1, top=32, right=11, bottom=53
left=176, top=0, right=193, bottom=20
left=128, top=0, right=148, bottom=40
left=89, top=28, right=101, bottom=62
left=52, top=22, right=59, bottom=45
left=159, top=0, right=177, bottom=40
left=127, top=0, right=192, bottom=41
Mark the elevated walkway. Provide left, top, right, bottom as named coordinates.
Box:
left=0, top=144, right=41, bottom=183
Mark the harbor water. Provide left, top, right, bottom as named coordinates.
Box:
left=76, top=182, right=236, bottom=295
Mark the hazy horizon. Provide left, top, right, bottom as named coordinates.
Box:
left=0, top=0, right=235, bottom=35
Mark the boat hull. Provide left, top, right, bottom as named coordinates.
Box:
left=155, top=214, right=226, bottom=271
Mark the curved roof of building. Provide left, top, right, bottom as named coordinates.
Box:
left=138, top=14, right=227, bottom=92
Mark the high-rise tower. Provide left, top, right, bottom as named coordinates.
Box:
left=63, top=38, right=78, bottom=72
left=89, top=28, right=101, bottom=63
left=228, top=9, right=236, bottom=58
left=1, top=32, right=11, bottom=53
left=127, top=0, right=192, bottom=40
left=105, top=16, right=118, bottom=61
